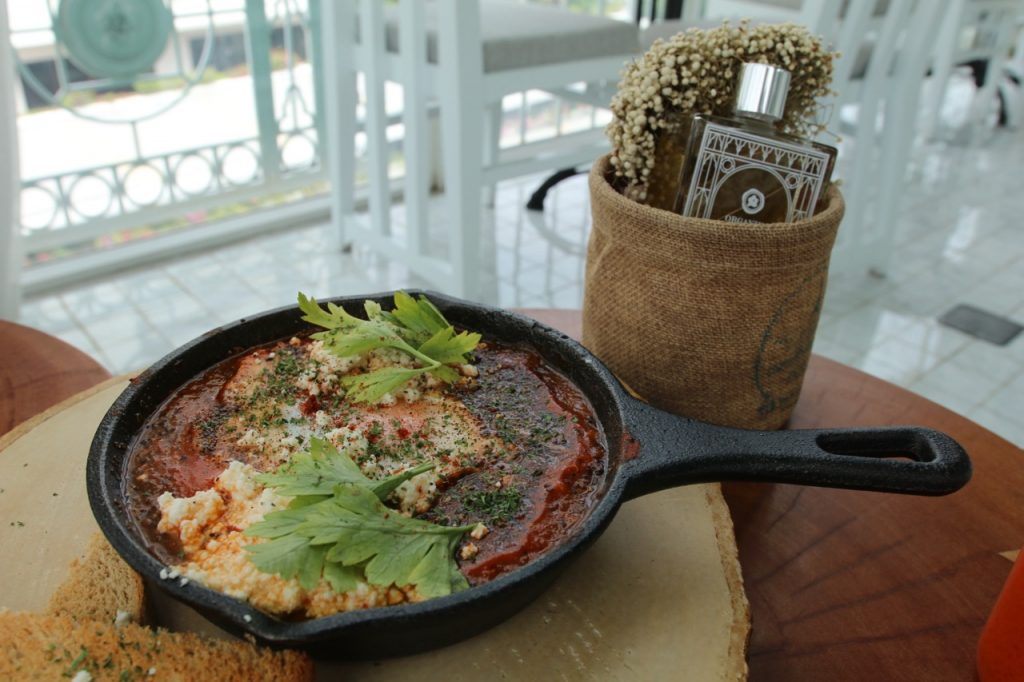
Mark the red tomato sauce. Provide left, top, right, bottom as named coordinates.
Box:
left=124, top=337, right=607, bottom=586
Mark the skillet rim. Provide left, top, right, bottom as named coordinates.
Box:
left=86, top=290, right=634, bottom=647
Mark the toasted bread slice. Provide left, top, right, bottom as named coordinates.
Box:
left=0, top=611, right=313, bottom=681
left=46, top=534, right=145, bottom=625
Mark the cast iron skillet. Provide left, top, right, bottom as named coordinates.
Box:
left=88, top=291, right=971, bottom=658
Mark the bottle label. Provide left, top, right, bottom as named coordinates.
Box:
left=683, top=122, right=830, bottom=223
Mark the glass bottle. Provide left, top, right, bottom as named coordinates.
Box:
left=674, top=63, right=837, bottom=224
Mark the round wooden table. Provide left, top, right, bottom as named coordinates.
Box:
left=3, top=311, right=1022, bottom=681
left=0, top=320, right=110, bottom=437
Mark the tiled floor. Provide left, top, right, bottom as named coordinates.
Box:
left=16, top=127, right=1024, bottom=447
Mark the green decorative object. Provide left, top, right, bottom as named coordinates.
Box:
left=56, top=0, right=173, bottom=81
left=10, top=0, right=325, bottom=245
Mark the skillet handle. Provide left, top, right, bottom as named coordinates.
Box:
left=620, top=399, right=972, bottom=501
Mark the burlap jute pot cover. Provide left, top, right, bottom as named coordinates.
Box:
left=582, top=154, right=845, bottom=430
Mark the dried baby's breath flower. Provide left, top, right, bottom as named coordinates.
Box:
left=607, top=21, right=836, bottom=202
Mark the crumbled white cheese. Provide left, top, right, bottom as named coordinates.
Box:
left=367, top=347, right=414, bottom=370
left=157, top=489, right=223, bottom=530
left=313, top=410, right=333, bottom=430
left=393, top=471, right=440, bottom=515
left=236, top=428, right=265, bottom=448
left=216, top=460, right=259, bottom=500
left=157, top=488, right=225, bottom=554
left=71, top=671, right=92, bottom=682
left=309, top=339, right=364, bottom=374
left=470, top=523, right=489, bottom=540
left=325, top=425, right=368, bottom=455
left=114, top=609, right=131, bottom=627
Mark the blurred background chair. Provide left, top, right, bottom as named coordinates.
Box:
left=639, top=0, right=828, bottom=47
left=921, top=0, right=1023, bottom=140
left=824, top=0, right=946, bottom=279
left=1, top=2, right=21, bottom=321
left=317, top=0, right=978, bottom=296
left=321, top=0, right=639, bottom=298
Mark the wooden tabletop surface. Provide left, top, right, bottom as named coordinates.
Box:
left=3, top=311, right=1022, bottom=681
left=0, top=320, right=110, bottom=437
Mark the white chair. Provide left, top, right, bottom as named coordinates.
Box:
left=0, top=1, right=21, bottom=321
left=920, top=0, right=1023, bottom=140
left=321, top=0, right=639, bottom=299
left=638, top=0, right=830, bottom=48
left=825, top=0, right=947, bottom=279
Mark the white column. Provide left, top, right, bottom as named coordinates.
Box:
left=320, top=0, right=356, bottom=251
left=1, top=1, right=22, bottom=320
left=399, top=0, right=430, bottom=258
left=359, top=0, right=392, bottom=240
left=437, top=0, right=483, bottom=298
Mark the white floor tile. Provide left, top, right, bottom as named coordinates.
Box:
left=967, top=407, right=1024, bottom=447
left=139, top=295, right=209, bottom=328
left=163, top=316, right=223, bottom=347
left=858, top=337, right=941, bottom=381
left=17, top=296, right=76, bottom=333
left=53, top=328, right=104, bottom=360
left=99, top=329, right=175, bottom=375
left=949, top=340, right=1024, bottom=385
left=909, top=358, right=1004, bottom=411
left=59, top=282, right=129, bottom=323
left=981, top=371, right=1024, bottom=424
left=80, top=311, right=159, bottom=347
left=120, top=271, right=187, bottom=305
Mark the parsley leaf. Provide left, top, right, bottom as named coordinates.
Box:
left=339, top=366, right=433, bottom=404
left=316, top=319, right=421, bottom=359
left=297, top=291, right=361, bottom=330
left=419, top=326, right=482, bottom=366
left=297, top=292, right=480, bottom=404
left=304, top=485, right=472, bottom=598
left=245, top=439, right=474, bottom=598
left=389, top=290, right=449, bottom=343
left=256, top=437, right=433, bottom=501
left=245, top=534, right=327, bottom=590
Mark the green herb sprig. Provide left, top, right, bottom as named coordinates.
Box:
left=245, top=438, right=474, bottom=597
left=297, top=291, right=480, bottom=404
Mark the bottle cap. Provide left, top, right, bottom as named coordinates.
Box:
left=734, top=62, right=790, bottom=122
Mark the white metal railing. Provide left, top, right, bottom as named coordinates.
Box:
left=9, top=0, right=325, bottom=275
left=10, top=0, right=635, bottom=295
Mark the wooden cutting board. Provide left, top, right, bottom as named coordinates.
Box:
left=0, top=379, right=750, bottom=681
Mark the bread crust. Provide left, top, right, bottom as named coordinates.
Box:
left=0, top=611, right=314, bottom=681
left=46, top=534, right=146, bottom=625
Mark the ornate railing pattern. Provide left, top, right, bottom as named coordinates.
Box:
left=8, top=0, right=324, bottom=260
